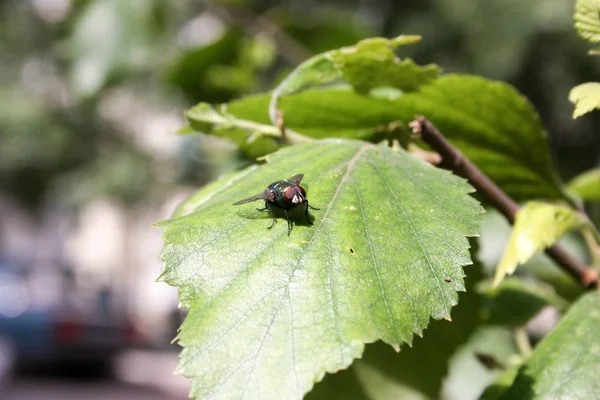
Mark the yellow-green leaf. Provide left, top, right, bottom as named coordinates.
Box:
left=493, top=202, right=587, bottom=287
left=574, top=0, right=600, bottom=43
left=567, top=167, right=600, bottom=201
left=569, top=82, right=600, bottom=118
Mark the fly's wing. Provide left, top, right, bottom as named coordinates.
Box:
left=232, top=192, right=267, bottom=205
left=287, top=174, right=304, bottom=185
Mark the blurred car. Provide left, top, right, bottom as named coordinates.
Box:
left=0, top=257, right=141, bottom=377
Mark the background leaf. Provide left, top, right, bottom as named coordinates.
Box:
left=567, top=167, right=600, bottom=201
left=157, top=139, right=482, bottom=399
left=574, top=0, right=600, bottom=43
left=568, top=82, right=600, bottom=118
left=394, top=75, right=566, bottom=201
left=479, top=364, right=521, bottom=400
left=210, top=75, right=566, bottom=201
left=444, top=327, right=520, bottom=400
left=69, top=0, right=159, bottom=97
left=495, top=291, right=600, bottom=399
left=493, top=202, right=587, bottom=286
left=477, top=278, right=567, bottom=327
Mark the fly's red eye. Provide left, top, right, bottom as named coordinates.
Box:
left=284, top=186, right=305, bottom=204
left=284, top=187, right=296, bottom=202
left=298, top=186, right=306, bottom=197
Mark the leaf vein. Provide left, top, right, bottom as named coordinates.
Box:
left=353, top=179, right=396, bottom=334
left=375, top=166, right=451, bottom=314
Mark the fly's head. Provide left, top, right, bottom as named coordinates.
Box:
left=283, top=185, right=306, bottom=206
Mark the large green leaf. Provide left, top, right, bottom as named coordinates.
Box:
left=495, top=291, right=600, bottom=399
left=157, top=139, right=482, bottom=399
left=493, top=202, right=587, bottom=286
left=567, top=167, right=600, bottom=201
left=268, top=35, right=441, bottom=123
left=216, top=75, right=566, bottom=200
left=574, top=0, right=600, bottom=43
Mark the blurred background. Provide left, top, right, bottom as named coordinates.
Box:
left=0, top=0, right=599, bottom=399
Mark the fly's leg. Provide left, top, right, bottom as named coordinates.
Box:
left=257, top=201, right=268, bottom=212
left=307, top=202, right=320, bottom=210
left=284, top=209, right=292, bottom=235
left=304, top=202, right=313, bottom=225
left=266, top=203, right=277, bottom=229
left=305, top=201, right=319, bottom=225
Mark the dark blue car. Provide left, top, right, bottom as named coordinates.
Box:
left=0, top=258, right=140, bottom=378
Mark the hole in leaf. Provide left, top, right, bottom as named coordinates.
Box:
left=349, top=248, right=355, bottom=254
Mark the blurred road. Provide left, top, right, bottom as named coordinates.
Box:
left=3, top=379, right=185, bottom=400
left=1, top=350, right=190, bottom=400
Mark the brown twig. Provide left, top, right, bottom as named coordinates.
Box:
left=410, top=116, right=599, bottom=289
left=276, top=110, right=286, bottom=139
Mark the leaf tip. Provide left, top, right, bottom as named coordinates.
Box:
left=155, top=268, right=167, bottom=283
left=173, top=363, right=185, bottom=376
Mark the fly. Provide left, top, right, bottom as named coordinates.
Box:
left=233, top=174, right=320, bottom=235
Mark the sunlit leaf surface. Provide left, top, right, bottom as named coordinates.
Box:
left=308, top=258, right=484, bottom=400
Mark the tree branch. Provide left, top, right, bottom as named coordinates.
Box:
left=410, top=116, right=598, bottom=289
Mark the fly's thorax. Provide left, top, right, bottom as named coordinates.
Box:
left=264, top=188, right=277, bottom=203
